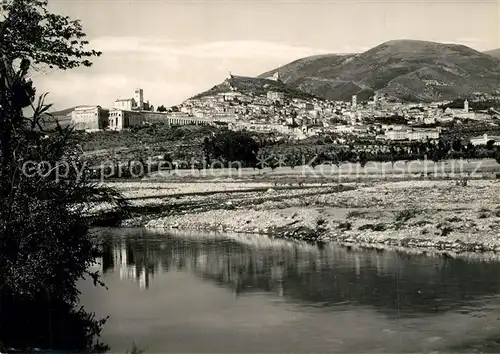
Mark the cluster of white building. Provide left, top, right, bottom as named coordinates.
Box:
left=68, top=73, right=496, bottom=146
left=68, top=85, right=450, bottom=142
left=470, top=133, right=500, bottom=146
left=382, top=125, right=441, bottom=141
left=71, top=88, right=216, bottom=131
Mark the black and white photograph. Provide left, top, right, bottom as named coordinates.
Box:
left=1, top=0, right=500, bottom=352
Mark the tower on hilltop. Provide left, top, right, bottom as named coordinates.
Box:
left=134, top=88, right=144, bottom=110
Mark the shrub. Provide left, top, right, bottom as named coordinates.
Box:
left=316, top=217, right=326, bottom=227
left=414, top=220, right=433, bottom=226
left=358, top=223, right=387, bottom=231
left=346, top=210, right=367, bottom=219
left=394, top=207, right=420, bottom=223
left=456, top=177, right=468, bottom=187
left=445, top=216, right=462, bottom=223
left=337, top=221, right=352, bottom=231
left=441, top=226, right=454, bottom=236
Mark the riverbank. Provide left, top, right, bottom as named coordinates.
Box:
left=93, top=170, right=500, bottom=254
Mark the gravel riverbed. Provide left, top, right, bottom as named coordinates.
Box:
left=98, top=177, right=500, bottom=254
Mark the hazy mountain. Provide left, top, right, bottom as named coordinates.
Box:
left=189, top=74, right=318, bottom=101
left=40, top=106, right=84, bottom=129
left=259, top=40, right=500, bottom=102
left=484, top=48, right=500, bottom=59
left=49, top=107, right=78, bottom=117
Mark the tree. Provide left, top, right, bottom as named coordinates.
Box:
left=203, top=130, right=259, bottom=168
left=0, top=0, right=127, bottom=351
left=452, top=139, right=463, bottom=152
left=157, top=105, right=167, bottom=112
left=495, top=149, right=500, bottom=165
left=2, top=0, right=101, bottom=69
left=486, top=140, right=496, bottom=150
left=268, top=154, right=280, bottom=170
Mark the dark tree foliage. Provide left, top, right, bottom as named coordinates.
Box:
left=486, top=140, right=496, bottom=150
left=0, top=0, right=126, bottom=351
left=495, top=149, right=500, bottom=165
left=156, top=105, right=167, bottom=112
left=259, top=135, right=500, bottom=170
left=203, top=129, right=259, bottom=168
left=452, top=139, right=463, bottom=152
left=1, top=0, right=102, bottom=69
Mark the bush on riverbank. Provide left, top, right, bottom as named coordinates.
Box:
left=358, top=223, right=388, bottom=232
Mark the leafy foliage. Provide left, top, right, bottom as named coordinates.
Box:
left=203, top=129, right=260, bottom=168
left=0, top=0, right=124, bottom=351
left=1, top=0, right=102, bottom=69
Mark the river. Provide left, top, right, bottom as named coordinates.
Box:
left=80, top=228, right=500, bottom=353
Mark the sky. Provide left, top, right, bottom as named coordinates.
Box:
left=34, top=0, right=500, bottom=110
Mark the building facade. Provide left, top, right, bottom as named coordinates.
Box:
left=114, top=98, right=135, bottom=111
left=385, top=129, right=408, bottom=140
left=407, top=129, right=440, bottom=141
left=109, top=109, right=213, bottom=131
left=71, top=105, right=109, bottom=131
left=113, top=88, right=148, bottom=111
left=108, top=109, right=143, bottom=130
left=267, top=91, right=285, bottom=102
left=470, top=134, right=500, bottom=146
left=385, top=128, right=440, bottom=141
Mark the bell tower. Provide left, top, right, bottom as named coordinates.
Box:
left=134, top=88, right=144, bottom=110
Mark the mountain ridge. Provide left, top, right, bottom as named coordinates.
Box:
left=484, top=48, right=500, bottom=59
left=258, top=39, right=500, bottom=102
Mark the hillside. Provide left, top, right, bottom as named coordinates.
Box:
left=259, top=40, right=500, bottom=102
left=40, top=106, right=80, bottom=129
left=484, top=48, right=500, bottom=59
left=49, top=106, right=79, bottom=117
left=189, top=75, right=318, bottom=101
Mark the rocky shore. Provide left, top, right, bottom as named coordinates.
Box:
left=101, top=177, right=500, bottom=255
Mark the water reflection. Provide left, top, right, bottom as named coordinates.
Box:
left=96, top=228, right=500, bottom=317
left=103, top=238, right=152, bottom=290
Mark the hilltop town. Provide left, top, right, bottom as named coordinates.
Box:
left=61, top=70, right=500, bottom=151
